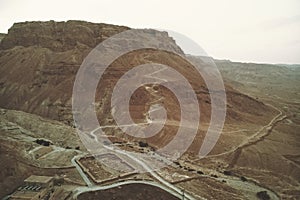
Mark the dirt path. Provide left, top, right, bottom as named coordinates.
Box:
left=228, top=104, right=286, bottom=167
left=206, top=103, right=286, bottom=159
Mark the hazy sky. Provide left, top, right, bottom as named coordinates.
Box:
left=1, top=0, right=299, bottom=64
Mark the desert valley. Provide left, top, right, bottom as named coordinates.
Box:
left=0, top=21, right=299, bottom=200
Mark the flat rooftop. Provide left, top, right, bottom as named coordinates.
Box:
left=11, top=190, right=39, bottom=199
left=24, top=175, right=53, bottom=184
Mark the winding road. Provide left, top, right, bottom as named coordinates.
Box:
left=71, top=154, right=93, bottom=187
left=73, top=180, right=188, bottom=199
left=72, top=125, right=200, bottom=200
left=205, top=103, right=286, bottom=158
left=103, top=145, right=198, bottom=200
left=72, top=103, right=285, bottom=200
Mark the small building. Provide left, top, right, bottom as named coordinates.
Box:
left=9, top=175, right=54, bottom=200
left=24, top=175, right=54, bottom=189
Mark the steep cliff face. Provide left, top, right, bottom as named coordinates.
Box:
left=0, top=21, right=298, bottom=200
left=0, top=21, right=275, bottom=150
left=0, top=20, right=129, bottom=51
left=0, top=21, right=185, bottom=125
left=0, top=33, right=5, bottom=42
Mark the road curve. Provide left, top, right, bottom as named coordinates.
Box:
left=75, top=126, right=201, bottom=200
left=73, top=180, right=187, bottom=200
left=71, top=154, right=93, bottom=187
left=103, top=145, right=200, bottom=200
left=205, top=103, right=285, bottom=158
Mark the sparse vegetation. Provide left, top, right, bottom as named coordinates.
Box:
left=0, top=20, right=299, bottom=200
left=223, top=170, right=232, bottom=176
left=197, top=170, right=204, bottom=175
left=210, top=174, right=218, bottom=178
left=240, top=176, right=247, bottom=182
left=138, top=141, right=148, bottom=147
left=35, top=139, right=52, bottom=146
left=256, top=191, right=271, bottom=200
left=187, top=168, right=195, bottom=172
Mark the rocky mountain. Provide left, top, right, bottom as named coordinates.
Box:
left=0, top=20, right=299, bottom=199
left=0, top=33, right=6, bottom=42
left=215, top=59, right=300, bottom=102
left=0, top=20, right=276, bottom=153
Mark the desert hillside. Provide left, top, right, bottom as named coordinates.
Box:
left=0, top=21, right=276, bottom=151
left=0, top=21, right=299, bottom=200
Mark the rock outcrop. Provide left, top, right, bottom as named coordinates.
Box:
left=0, top=20, right=275, bottom=151
left=0, top=20, right=129, bottom=51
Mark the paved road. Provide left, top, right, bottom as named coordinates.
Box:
left=70, top=150, right=199, bottom=200
left=71, top=154, right=93, bottom=187
left=73, top=125, right=200, bottom=200
left=71, top=102, right=284, bottom=200
left=103, top=145, right=199, bottom=200
left=73, top=180, right=186, bottom=199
